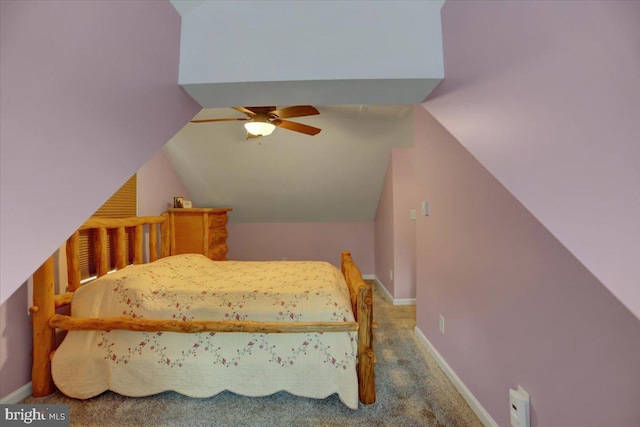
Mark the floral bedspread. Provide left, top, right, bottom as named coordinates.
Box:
left=52, top=254, right=359, bottom=408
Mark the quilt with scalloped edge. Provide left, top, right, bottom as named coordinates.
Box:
left=52, top=254, right=358, bottom=408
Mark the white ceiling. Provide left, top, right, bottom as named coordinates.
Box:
left=170, top=0, right=206, bottom=16
left=175, top=1, right=444, bottom=106
left=164, top=105, right=414, bottom=222
left=165, top=1, right=429, bottom=223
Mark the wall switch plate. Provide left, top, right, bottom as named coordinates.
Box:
left=390, top=270, right=393, bottom=280
left=421, top=201, right=430, bottom=216
left=410, top=209, right=417, bottom=220
left=509, top=385, right=530, bottom=427
left=439, top=315, right=445, bottom=334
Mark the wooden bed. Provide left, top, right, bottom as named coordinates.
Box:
left=30, top=215, right=375, bottom=407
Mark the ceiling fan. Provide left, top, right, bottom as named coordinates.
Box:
left=190, top=106, right=322, bottom=138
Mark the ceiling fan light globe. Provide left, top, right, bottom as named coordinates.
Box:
left=244, top=122, right=275, bottom=136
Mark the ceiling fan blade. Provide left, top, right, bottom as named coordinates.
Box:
left=232, top=107, right=257, bottom=116
left=276, top=120, right=321, bottom=136
left=190, top=118, right=248, bottom=123
left=272, top=105, right=320, bottom=119
left=238, top=106, right=278, bottom=116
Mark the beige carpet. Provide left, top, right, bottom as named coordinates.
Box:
left=23, top=281, right=482, bottom=426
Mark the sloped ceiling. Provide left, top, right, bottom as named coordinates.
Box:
left=424, top=1, right=640, bottom=319
left=164, top=105, right=414, bottom=222
left=0, top=1, right=201, bottom=306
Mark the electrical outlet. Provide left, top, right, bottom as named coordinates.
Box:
left=281, top=257, right=287, bottom=261
left=410, top=209, right=417, bottom=220
left=439, top=315, right=445, bottom=334
left=389, top=270, right=393, bottom=280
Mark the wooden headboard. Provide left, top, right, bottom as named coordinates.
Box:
left=64, top=215, right=170, bottom=292
left=31, top=215, right=171, bottom=396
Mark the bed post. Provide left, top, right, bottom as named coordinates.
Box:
left=161, top=213, right=170, bottom=258
left=357, top=283, right=376, bottom=404
left=31, top=256, right=56, bottom=397
left=66, top=231, right=81, bottom=292
left=341, top=251, right=376, bottom=405
left=149, top=223, right=159, bottom=262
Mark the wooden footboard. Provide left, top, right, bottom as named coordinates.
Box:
left=341, top=250, right=376, bottom=405
left=30, top=216, right=375, bottom=405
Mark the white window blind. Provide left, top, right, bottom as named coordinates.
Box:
left=79, top=174, right=137, bottom=279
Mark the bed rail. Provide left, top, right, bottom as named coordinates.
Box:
left=48, top=316, right=359, bottom=334
left=31, top=217, right=375, bottom=405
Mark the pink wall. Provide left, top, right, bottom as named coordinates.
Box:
left=391, top=148, right=416, bottom=299
left=0, top=282, right=31, bottom=400
left=138, top=149, right=192, bottom=216
left=424, top=1, right=640, bottom=319
left=413, top=106, right=640, bottom=426
left=374, top=160, right=395, bottom=294
left=0, top=0, right=201, bottom=306
left=374, top=149, right=417, bottom=300
left=227, top=222, right=374, bottom=275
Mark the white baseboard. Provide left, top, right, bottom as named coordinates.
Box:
left=0, top=382, right=32, bottom=404
left=393, top=297, right=417, bottom=306
left=371, top=276, right=393, bottom=303
left=369, top=276, right=416, bottom=306
left=414, top=327, right=498, bottom=427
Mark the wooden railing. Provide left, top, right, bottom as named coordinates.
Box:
left=65, top=216, right=169, bottom=292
